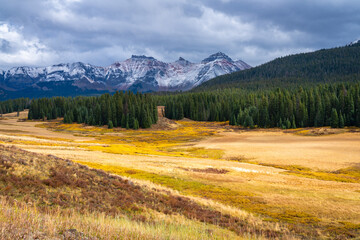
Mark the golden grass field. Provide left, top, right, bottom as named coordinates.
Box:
left=0, top=109, right=360, bottom=239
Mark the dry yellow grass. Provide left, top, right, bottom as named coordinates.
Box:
left=0, top=195, right=240, bottom=240
left=0, top=117, right=95, bottom=142
left=36, top=118, right=225, bottom=159
left=1, top=110, right=360, bottom=239
left=195, top=130, right=360, bottom=171
left=0, top=145, right=249, bottom=240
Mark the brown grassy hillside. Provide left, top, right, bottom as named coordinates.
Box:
left=0, top=144, right=284, bottom=239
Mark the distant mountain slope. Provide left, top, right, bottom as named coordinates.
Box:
left=195, top=41, right=360, bottom=91
left=0, top=53, right=250, bottom=100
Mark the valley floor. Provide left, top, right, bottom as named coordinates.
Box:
left=0, top=110, right=359, bottom=239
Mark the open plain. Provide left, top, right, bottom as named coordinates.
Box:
left=1, top=110, right=360, bottom=239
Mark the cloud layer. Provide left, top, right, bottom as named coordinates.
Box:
left=0, top=0, right=359, bottom=69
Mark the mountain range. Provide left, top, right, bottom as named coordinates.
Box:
left=0, top=52, right=250, bottom=99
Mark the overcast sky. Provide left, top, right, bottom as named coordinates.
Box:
left=0, top=0, right=360, bottom=70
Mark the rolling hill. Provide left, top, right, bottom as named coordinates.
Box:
left=195, top=41, right=360, bottom=91
left=0, top=144, right=261, bottom=239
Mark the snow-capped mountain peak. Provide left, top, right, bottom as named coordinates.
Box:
left=174, top=57, right=192, bottom=67
left=201, top=52, right=233, bottom=63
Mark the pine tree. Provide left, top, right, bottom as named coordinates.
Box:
left=108, top=120, right=114, bottom=129
left=41, top=110, right=45, bottom=121
left=314, top=111, right=323, bottom=127
left=27, top=110, right=32, bottom=120
left=125, top=114, right=130, bottom=129
left=51, top=106, right=57, bottom=120
left=244, top=114, right=254, bottom=128
left=330, top=108, right=339, bottom=128
left=64, top=113, right=71, bottom=123
left=339, top=113, right=345, bottom=128
left=121, top=114, right=126, bottom=128
left=133, top=119, right=139, bottom=130
left=153, top=106, right=158, bottom=123
left=285, top=119, right=291, bottom=129
left=141, top=108, right=151, bottom=128
left=259, top=96, right=269, bottom=127
left=230, top=115, right=237, bottom=126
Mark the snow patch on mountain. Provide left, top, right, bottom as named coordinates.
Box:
left=349, top=39, right=360, bottom=46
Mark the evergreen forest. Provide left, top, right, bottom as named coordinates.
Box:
left=27, top=91, right=158, bottom=129
left=1, top=82, right=360, bottom=129
left=162, top=82, right=360, bottom=129
left=0, top=98, right=30, bottom=117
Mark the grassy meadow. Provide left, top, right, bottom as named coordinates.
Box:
left=0, top=110, right=359, bottom=239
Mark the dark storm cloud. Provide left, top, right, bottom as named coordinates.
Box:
left=0, top=0, right=359, bottom=69
left=201, top=0, right=360, bottom=46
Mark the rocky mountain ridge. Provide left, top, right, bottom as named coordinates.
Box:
left=0, top=52, right=250, bottom=98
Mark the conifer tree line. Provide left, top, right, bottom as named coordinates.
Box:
left=27, top=91, right=158, bottom=129
left=0, top=98, right=30, bottom=116
left=162, top=82, right=360, bottom=128
left=2, top=82, right=360, bottom=129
